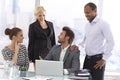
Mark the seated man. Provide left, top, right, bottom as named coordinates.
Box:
left=45, top=26, right=80, bottom=74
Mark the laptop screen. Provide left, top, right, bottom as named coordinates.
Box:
left=35, top=60, right=63, bottom=76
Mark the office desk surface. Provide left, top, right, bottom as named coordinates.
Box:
left=24, top=71, right=89, bottom=80
left=0, top=71, right=89, bottom=80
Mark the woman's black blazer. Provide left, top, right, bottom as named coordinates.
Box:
left=28, top=20, right=56, bottom=62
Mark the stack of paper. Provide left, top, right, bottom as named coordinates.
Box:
left=75, top=69, right=90, bottom=77
left=69, top=75, right=89, bottom=80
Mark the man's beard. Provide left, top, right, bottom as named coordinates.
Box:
left=58, top=40, right=61, bottom=43
left=58, top=40, right=64, bottom=44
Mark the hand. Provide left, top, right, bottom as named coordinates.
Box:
left=12, top=42, right=20, bottom=64
left=94, top=59, right=106, bottom=69
left=64, top=69, right=69, bottom=75
left=15, top=41, right=20, bottom=53
left=39, top=56, right=43, bottom=60
left=70, top=45, right=78, bottom=51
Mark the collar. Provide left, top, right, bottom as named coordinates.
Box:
left=61, top=45, right=70, bottom=51
left=91, top=16, right=100, bottom=24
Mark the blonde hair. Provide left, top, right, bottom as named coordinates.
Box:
left=34, top=6, right=46, bottom=16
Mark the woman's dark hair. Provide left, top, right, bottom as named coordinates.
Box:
left=5, top=27, right=22, bottom=40
left=62, top=26, right=74, bottom=44
left=84, top=2, right=97, bottom=10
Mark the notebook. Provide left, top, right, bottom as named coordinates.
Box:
left=35, top=60, right=63, bottom=76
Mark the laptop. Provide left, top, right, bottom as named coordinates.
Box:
left=35, top=60, right=63, bottom=76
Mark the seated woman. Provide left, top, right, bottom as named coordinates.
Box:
left=1, top=27, right=29, bottom=70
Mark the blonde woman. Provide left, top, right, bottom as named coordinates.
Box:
left=28, top=6, right=56, bottom=63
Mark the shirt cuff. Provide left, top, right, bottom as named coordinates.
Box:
left=103, top=52, right=112, bottom=61
left=64, top=69, right=69, bottom=75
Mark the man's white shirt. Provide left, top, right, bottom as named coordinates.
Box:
left=81, top=16, right=114, bottom=61
left=60, top=45, right=70, bottom=74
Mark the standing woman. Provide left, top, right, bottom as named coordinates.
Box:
left=2, top=27, right=29, bottom=70
left=28, top=6, right=56, bottom=63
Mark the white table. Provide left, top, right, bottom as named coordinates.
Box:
left=24, top=71, right=89, bottom=80
left=0, top=66, right=89, bottom=80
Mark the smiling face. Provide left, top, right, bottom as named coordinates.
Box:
left=36, top=11, right=46, bottom=21
left=84, top=5, right=97, bottom=22
left=58, top=31, right=66, bottom=43
left=58, top=30, right=68, bottom=44
left=14, top=31, right=24, bottom=43
left=34, top=6, right=46, bottom=22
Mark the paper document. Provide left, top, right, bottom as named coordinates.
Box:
left=69, top=76, right=89, bottom=80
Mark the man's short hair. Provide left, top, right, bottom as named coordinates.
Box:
left=62, top=26, right=74, bottom=44
left=85, top=2, right=97, bottom=10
